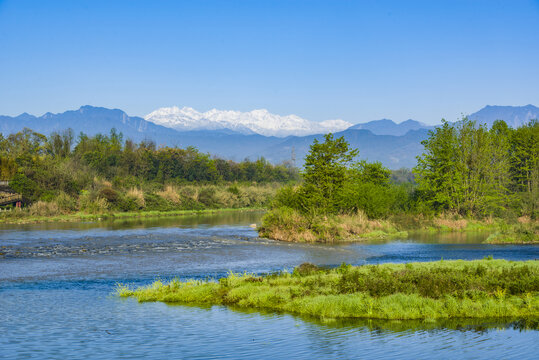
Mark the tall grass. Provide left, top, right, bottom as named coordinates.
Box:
left=0, top=182, right=279, bottom=224
left=485, top=222, right=539, bottom=244
left=258, top=207, right=406, bottom=243
left=157, top=185, right=181, bottom=204
left=28, top=201, right=60, bottom=216
left=126, top=187, right=146, bottom=208
left=117, top=259, right=539, bottom=320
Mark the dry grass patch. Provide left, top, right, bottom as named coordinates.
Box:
left=432, top=217, right=468, bottom=230
left=28, top=201, right=60, bottom=216
left=259, top=208, right=407, bottom=243
left=158, top=185, right=181, bottom=204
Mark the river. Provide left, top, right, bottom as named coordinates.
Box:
left=1, top=211, right=538, bottom=359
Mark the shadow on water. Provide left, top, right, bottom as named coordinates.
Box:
left=0, top=210, right=265, bottom=232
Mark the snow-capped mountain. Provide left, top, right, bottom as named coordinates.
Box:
left=144, top=106, right=353, bottom=137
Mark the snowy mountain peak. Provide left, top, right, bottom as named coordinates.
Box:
left=144, top=106, right=353, bottom=137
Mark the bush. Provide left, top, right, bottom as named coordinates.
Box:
left=9, top=172, right=41, bottom=201
left=198, top=187, right=216, bottom=207
left=126, top=187, right=145, bottom=208
left=56, top=192, right=78, bottom=213
left=117, top=196, right=141, bottom=212
left=28, top=201, right=60, bottom=216
left=98, top=187, right=119, bottom=203
left=79, top=191, right=109, bottom=213
left=157, top=185, right=180, bottom=204
left=143, top=193, right=178, bottom=211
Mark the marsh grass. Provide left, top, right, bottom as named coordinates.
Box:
left=117, top=259, right=539, bottom=320
left=0, top=207, right=261, bottom=224
left=258, top=207, right=407, bottom=243
left=157, top=185, right=181, bottom=204
left=485, top=222, right=539, bottom=244
left=259, top=207, right=538, bottom=244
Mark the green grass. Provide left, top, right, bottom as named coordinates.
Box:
left=484, top=222, right=539, bottom=244
left=0, top=207, right=263, bottom=224
left=117, top=259, right=539, bottom=320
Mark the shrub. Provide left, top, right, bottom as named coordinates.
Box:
left=56, top=192, right=78, bottom=213
left=117, top=196, right=140, bottom=211
left=79, top=191, right=109, bottom=213
left=126, top=187, right=145, bottom=208
left=143, top=193, right=177, bottom=211
left=9, top=172, right=41, bottom=202
left=198, top=187, right=216, bottom=207
left=157, top=185, right=180, bottom=204
left=98, top=187, right=119, bottom=203
left=28, top=201, right=60, bottom=216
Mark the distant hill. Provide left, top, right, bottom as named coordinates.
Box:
left=255, top=128, right=430, bottom=169
left=348, top=119, right=433, bottom=136
left=0, top=104, right=536, bottom=169
left=0, top=105, right=181, bottom=144
left=467, top=105, right=539, bottom=128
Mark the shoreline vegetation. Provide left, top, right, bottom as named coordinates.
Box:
left=0, top=181, right=279, bottom=224
left=117, top=259, right=539, bottom=320
left=258, top=119, right=538, bottom=244
left=0, top=207, right=263, bottom=225
left=257, top=209, right=539, bottom=244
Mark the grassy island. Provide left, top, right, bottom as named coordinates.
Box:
left=117, top=259, right=539, bottom=320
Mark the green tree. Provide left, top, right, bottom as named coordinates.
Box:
left=300, top=133, right=358, bottom=214
left=414, top=120, right=460, bottom=212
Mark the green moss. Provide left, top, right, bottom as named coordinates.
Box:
left=117, top=259, right=539, bottom=320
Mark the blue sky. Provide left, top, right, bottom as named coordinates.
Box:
left=0, top=0, right=538, bottom=124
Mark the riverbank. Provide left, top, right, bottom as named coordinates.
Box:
left=0, top=207, right=264, bottom=225
left=117, top=259, right=539, bottom=320
left=483, top=222, right=539, bottom=244
left=257, top=208, right=538, bottom=243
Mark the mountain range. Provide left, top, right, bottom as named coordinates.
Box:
left=145, top=106, right=352, bottom=137
left=0, top=104, right=537, bottom=169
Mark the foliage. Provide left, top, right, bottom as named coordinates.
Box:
left=0, top=127, right=299, bottom=215
left=268, top=134, right=405, bottom=218
left=261, top=120, right=538, bottom=242
left=300, top=133, right=358, bottom=213
left=485, top=221, right=539, bottom=244
left=414, top=118, right=538, bottom=218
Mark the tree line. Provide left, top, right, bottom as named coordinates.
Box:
left=0, top=128, right=299, bottom=203
left=270, top=118, right=538, bottom=220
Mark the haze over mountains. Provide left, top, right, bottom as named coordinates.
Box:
left=0, top=104, right=537, bottom=169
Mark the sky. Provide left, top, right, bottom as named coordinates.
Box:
left=0, top=0, right=538, bottom=125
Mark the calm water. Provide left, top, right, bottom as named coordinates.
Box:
left=1, top=211, right=538, bottom=359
